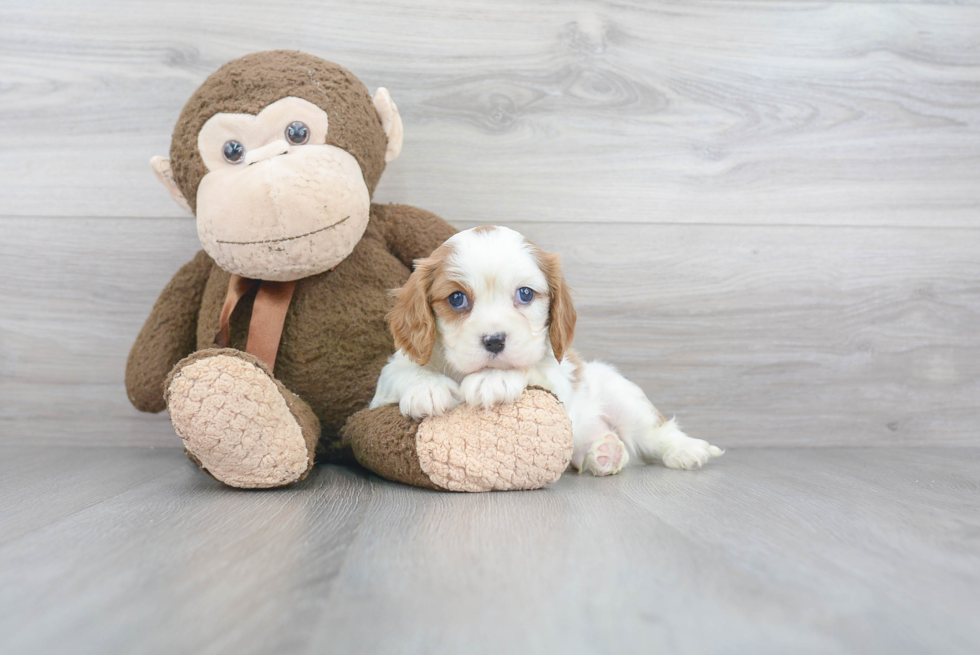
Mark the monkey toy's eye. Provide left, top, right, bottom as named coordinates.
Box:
left=447, top=291, right=469, bottom=311
left=285, top=121, right=310, bottom=145
left=516, top=287, right=535, bottom=305
left=222, top=140, right=245, bottom=164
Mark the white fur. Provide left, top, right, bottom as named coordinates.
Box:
left=370, top=226, right=724, bottom=474
left=372, top=350, right=461, bottom=418
left=436, top=227, right=551, bottom=376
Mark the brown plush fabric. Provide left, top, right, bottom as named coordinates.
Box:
left=126, top=249, right=214, bottom=413
left=342, top=404, right=441, bottom=490
left=374, top=203, right=459, bottom=270
left=169, top=50, right=389, bottom=213
left=126, top=203, right=456, bottom=457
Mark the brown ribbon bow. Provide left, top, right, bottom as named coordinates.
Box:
left=215, top=275, right=297, bottom=372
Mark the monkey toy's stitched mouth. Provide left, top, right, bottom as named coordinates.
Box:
left=216, top=216, right=350, bottom=246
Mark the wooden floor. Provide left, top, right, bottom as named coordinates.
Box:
left=1, top=445, right=978, bottom=654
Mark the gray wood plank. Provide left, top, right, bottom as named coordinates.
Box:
left=0, top=445, right=180, bottom=546
left=0, top=217, right=201, bottom=446
left=0, top=446, right=977, bottom=655
left=0, top=1, right=978, bottom=226
left=1, top=217, right=978, bottom=448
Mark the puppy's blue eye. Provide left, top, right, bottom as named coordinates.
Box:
left=516, top=287, right=534, bottom=304
left=447, top=291, right=469, bottom=310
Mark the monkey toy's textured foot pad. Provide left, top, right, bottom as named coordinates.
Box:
left=345, top=388, right=574, bottom=492
left=165, top=349, right=319, bottom=489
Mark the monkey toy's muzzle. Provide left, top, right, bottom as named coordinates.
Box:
left=196, top=144, right=371, bottom=281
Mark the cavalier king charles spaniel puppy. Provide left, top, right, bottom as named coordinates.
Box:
left=370, top=226, right=723, bottom=475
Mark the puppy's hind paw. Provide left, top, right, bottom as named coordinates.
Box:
left=581, top=432, right=630, bottom=476
left=661, top=439, right=724, bottom=470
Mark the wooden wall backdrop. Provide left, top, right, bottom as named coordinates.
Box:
left=1, top=0, right=978, bottom=447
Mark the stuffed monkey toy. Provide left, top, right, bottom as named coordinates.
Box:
left=127, top=51, right=572, bottom=491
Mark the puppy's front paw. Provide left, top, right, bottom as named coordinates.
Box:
left=399, top=376, right=461, bottom=419
left=661, top=439, right=724, bottom=470
left=460, top=369, right=527, bottom=410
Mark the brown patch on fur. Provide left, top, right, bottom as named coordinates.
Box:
left=429, top=269, right=472, bottom=329
left=471, top=225, right=498, bottom=234
left=565, top=349, right=586, bottom=390
left=529, top=245, right=577, bottom=362
left=387, top=240, right=456, bottom=365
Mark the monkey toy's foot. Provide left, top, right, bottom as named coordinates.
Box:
left=343, top=388, right=574, bottom=492
left=165, top=349, right=320, bottom=489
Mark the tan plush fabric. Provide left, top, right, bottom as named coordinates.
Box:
left=194, top=97, right=373, bottom=282
left=165, top=349, right=320, bottom=488
left=416, top=389, right=573, bottom=492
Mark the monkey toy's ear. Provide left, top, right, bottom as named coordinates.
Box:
left=372, top=88, right=404, bottom=164
left=149, top=156, right=194, bottom=215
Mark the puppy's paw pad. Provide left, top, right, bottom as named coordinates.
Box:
left=661, top=439, right=723, bottom=470
left=582, top=433, right=629, bottom=476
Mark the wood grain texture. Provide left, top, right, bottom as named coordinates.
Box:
left=0, top=0, right=978, bottom=225
left=0, top=445, right=977, bottom=655
left=1, top=217, right=977, bottom=448
left=0, top=445, right=179, bottom=546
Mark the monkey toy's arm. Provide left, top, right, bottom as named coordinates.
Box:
left=125, top=250, right=214, bottom=413
left=375, top=203, right=458, bottom=268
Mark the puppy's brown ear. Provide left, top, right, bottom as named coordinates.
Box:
left=538, top=251, right=577, bottom=362
left=388, top=258, right=437, bottom=365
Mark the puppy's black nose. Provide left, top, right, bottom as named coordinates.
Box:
left=482, top=332, right=506, bottom=354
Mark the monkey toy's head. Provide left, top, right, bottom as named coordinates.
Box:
left=151, top=51, right=403, bottom=281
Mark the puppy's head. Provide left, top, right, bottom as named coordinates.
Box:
left=388, top=226, right=576, bottom=374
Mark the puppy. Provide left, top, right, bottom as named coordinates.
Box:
left=370, top=226, right=723, bottom=475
